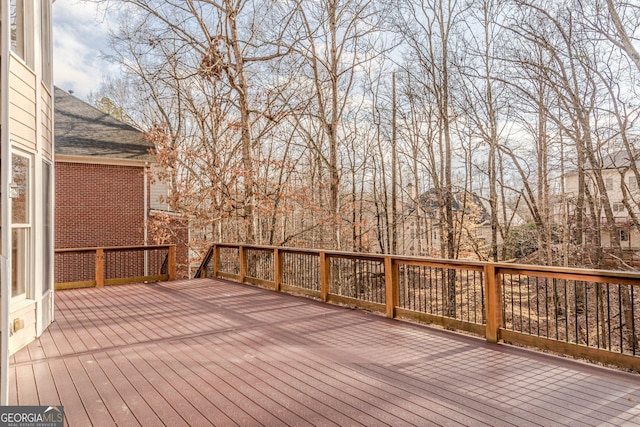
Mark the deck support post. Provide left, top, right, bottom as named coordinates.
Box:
left=239, top=245, right=247, bottom=283
left=320, top=252, right=330, bottom=302
left=274, top=248, right=282, bottom=291
left=168, top=245, right=176, bottom=281
left=385, top=256, right=398, bottom=319
left=484, top=264, right=502, bottom=343
left=212, top=245, right=220, bottom=278
left=95, top=248, right=104, bottom=287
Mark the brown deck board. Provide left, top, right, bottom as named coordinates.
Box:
left=26, top=339, right=47, bottom=362
left=166, top=344, right=318, bottom=426
left=12, top=346, right=32, bottom=365
left=231, top=323, right=517, bottom=426
left=104, top=350, right=190, bottom=427
left=133, top=343, right=256, bottom=426
left=209, top=330, right=461, bottom=426
left=47, top=359, right=92, bottom=427
left=9, top=278, right=640, bottom=426
left=87, top=352, right=161, bottom=425
left=112, top=347, right=211, bottom=426
left=31, top=362, right=60, bottom=405
left=15, top=365, right=38, bottom=406
left=37, top=327, right=62, bottom=359
left=63, top=357, right=114, bottom=425
left=77, top=353, right=141, bottom=426
left=187, top=335, right=376, bottom=427
left=8, top=367, right=18, bottom=406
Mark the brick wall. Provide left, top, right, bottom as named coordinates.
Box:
left=55, top=161, right=191, bottom=280
left=55, top=162, right=146, bottom=248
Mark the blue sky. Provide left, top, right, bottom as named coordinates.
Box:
left=53, top=0, right=117, bottom=100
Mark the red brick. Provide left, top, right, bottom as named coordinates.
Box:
left=55, top=162, right=145, bottom=248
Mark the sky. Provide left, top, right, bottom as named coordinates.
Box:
left=53, top=0, right=119, bottom=100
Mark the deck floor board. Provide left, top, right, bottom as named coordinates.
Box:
left=9, top=278, right=640, bottom=426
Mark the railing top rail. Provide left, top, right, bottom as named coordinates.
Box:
left=209, top=242, right=640, bottom=282
left=55, top=244, right=175, bottom=254
left=214, top=243, right=324, bottom=255
left=496, top=263, right=640, bottom=285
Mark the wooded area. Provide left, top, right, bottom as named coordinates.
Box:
left=89, top=0, right=640, bottom=270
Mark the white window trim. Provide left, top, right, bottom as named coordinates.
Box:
left=10, top=150, right=34, bottom=302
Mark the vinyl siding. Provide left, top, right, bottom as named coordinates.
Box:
left=9, top=57, right=37, bottom=151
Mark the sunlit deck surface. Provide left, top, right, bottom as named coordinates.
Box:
left=9, top=278, right=640, bottom=426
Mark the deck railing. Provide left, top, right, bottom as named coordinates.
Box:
left=55, top=245, right=176, bottom=290
left=196, top=243, right=640, bottom=372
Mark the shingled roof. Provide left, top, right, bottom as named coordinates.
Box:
left=54, top=87, right=154, bottom=162
left=602, top=149, right=639, bottom=169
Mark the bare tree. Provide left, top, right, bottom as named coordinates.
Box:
left=290, top=0, right=386, bottom=249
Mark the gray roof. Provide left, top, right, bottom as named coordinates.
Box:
left=54, top=87, right=154, bottom=161
left=602, top=149, right=639, bottom=169
left=407, top=189, right=491, bottom=225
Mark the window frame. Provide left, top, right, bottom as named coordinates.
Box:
left=41, top=160, right=53, bottom=294
left=604, top=177, right=614, bottom=191
left=11, top=151, right=33, bottom=302
left=619, top=229, right=630, bottom=243
left=40, top=0, right=53, bottom=88
left=10, top=0, right=35, bottom=68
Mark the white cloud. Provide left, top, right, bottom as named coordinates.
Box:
left=53, top=0, right=119, bottom=100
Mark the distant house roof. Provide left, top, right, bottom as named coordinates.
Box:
left=407, top=188, right=492, bottom=225
left=602, top=149, right=639, bottom=169
left=565, top=149, right=639, bottom=174
left=54, top=87, right=154, bottom=162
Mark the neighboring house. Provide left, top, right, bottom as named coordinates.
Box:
left=401, top=186, right=495, bottom=258
left=54, top=87, right=190, bottom=277
left=0, top=0, right=55, bottom=403
left=563, top=150, right=640, bottom=248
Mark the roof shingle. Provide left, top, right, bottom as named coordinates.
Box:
left=54, top=87, right=154, bottom=161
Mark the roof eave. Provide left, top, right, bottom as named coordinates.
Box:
left=55, top=154, right=153, bottom=167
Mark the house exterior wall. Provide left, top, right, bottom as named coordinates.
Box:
left=150, top=164, right=169, bottom=211
left=563, top=169, right=640, bottom=248
left=9, top=60, right=37, bottom=151
left=1, top=0, right=56, bottom=403
left=55, top=162, right=146, bottom=248
left=55, top=161, right=191, bottom=279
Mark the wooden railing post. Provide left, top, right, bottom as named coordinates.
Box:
left=484, top=263, right=502, bottom=343
left=274, top=248, right=282, bottom=291
left=212, top=244, right=220, bottom=278
left=320, top=252, right=330, bottom=302
left=239, top=245, right=247, bottom=283
left=95, top=248, right=104, bottom=287
left=168, top=245, right=176, bottom=281
left=385, top=256, right=398, bottom=319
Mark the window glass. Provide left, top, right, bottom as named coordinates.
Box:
left=10, top=0, right=24, bottom=59
left=12, top=154, right=29, bottom=224
left=11, top=153, right=31, bottom=299
left=604, top=177, right=614, bottom=191
left=41, top=0, right=53, bottom=87
left=619, top=229, right=629, bottom=242
left=11, top=228, right=28, bottom=297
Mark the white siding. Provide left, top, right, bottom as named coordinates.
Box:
left=150, top=166, right=169, bottom=211
left=9, top=58, right=37, bottom=151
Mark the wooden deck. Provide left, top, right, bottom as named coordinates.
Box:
left=9, top=278, right=640, bottom=426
